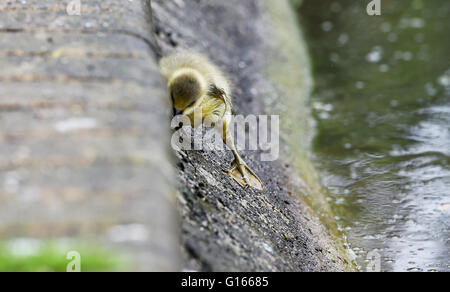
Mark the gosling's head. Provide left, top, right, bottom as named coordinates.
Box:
left=168, top=68, right=208, bottom=111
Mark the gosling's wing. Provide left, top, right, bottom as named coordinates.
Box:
left=183, top=94, right=226, bottom=127
left=182, top=84, right=230, bottom=118
left=208, top=84, right=233, bottom=112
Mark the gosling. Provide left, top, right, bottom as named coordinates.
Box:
left=160, top=51, right=263, bottom=191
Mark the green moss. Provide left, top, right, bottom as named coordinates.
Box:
left=0, top=240, right=129, bottom=272
left=262, top=0, right=334, bottom=221
left=261, top=0, right=357, bottom=271
left=290, top=0, right=304, bottom=9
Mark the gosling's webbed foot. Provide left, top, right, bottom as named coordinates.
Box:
left=227, top=159, right=263, bottom=191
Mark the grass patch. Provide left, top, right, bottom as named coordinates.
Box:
left=0, top=239, right=129, bottom=272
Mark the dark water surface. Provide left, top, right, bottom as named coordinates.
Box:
left=299, top=0, right=449, bottom=271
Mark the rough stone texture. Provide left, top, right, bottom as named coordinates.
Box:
left=0, top=0, right=354, bottom=272
left=152, top=0, right=354, bottom=271
left=0, top=0, right=179, bottom=271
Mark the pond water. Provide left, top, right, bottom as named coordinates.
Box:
left=299, top=0, right=449, bottom=271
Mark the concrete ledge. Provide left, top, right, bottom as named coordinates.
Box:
left=0, top=0, right=178, bottom=271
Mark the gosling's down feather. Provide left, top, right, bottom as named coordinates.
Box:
left=159, top=51, right=231, bottom=123
left=159, top=52, right=231, bottom=98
